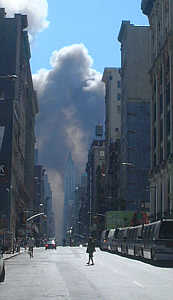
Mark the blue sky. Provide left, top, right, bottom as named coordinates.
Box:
left=31, top=0, right=148, bottom=74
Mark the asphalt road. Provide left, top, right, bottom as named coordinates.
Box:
left=0, top=247, right=173, bottom=300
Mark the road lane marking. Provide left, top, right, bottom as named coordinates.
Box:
left=133, top=280, right=144, bottom=288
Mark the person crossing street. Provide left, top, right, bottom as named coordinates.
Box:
left=86, top=236, right=96, bottom=265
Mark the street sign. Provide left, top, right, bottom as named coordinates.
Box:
left=0, top=163, right=8, bottom=183
left=105, top=211, right=134, bottom=229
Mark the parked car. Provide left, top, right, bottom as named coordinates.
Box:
left=45, top=240, right=56, bottom=250
left=0, top=250, right=5, bottom=282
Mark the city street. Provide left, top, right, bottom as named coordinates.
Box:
left=0, top=247, right=173, bottom=299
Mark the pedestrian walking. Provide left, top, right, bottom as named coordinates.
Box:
left=27, top=237, right=35, bottom=258
left=86, top=236, right=96, bottom=265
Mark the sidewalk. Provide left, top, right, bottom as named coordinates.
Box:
left=3, top=248, right=25, bottom=260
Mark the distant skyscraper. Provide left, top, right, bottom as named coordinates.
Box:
left=95, top=124, right=103, bottom=139
left=118, top=21, right=151, bottom=211
left=102, top=68, right=121, bottom=210
left=102, top=68, right=121, bottom=145
left=63, top=152, right=76, bottom=238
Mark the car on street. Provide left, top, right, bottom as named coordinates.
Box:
left=45, top=240, right=56, bottom=250
left=0, top=250, right=5, bottom=282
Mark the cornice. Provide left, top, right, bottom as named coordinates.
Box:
left=141, top=0, right=155, bottom=16
left=118, top=20, right=131, bottom=43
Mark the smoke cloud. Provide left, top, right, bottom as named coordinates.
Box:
left=33, top=44, right=105, bottom=240
left=0, top=0, right=49, bottom=37
left=34, top=44, right=104, bottom=172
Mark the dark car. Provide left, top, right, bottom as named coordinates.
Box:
left=45, top=240, right=56, bottom=250
left=0, top=250, right=5, bottom=282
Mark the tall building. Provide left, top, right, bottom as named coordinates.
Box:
left=0, top=9, right=38, bottom=249
left=142, top=0, right=173, bottom=220
left=63, top=152, right=76, bottom=238
left=102, top=68, right=121, bottom=143
left=32, top=165, right=55, bottom=244
left=43, top=172, right=55, bottom=238
left=33, top=165, right=46, bottom=244
left=118, top=21, right=152, bottom=212
left=86, top=133, right=105, bottom=237
left=102, top=68, right=121, bottom=210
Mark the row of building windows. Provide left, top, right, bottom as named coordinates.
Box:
left=152, top=82, right=170, bottom=122
left=109, top=75, right=121, bottom=88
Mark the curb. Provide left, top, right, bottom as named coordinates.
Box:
left=3, top=251, right=24, bottom=261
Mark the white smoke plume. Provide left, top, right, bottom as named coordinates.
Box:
left=33, top=44, right=105, bottom=240
left=47, top=169, right=64, bottom=242
left=33, top=43, right=105, bottom=172
left=0, top=0, right=49, bottom=37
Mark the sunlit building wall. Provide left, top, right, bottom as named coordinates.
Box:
left=102, top=68, right=121, bottom=210
left=142, top=0, right=173, bottom=219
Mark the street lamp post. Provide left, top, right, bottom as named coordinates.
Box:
left=26, top=212, right=46, bottom=222
left=0, top=74, right=18, bottom=79
left=6, top=185, right=14, bottom=251
left=66, top=227, right=73, bottom=246
left=121, top=162, right=135, bottom=167
left=26, top=212, right=47, bottom=245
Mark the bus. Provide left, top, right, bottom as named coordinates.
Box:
left=142, top=219, right=173, bottom=261
left=100, top=219, right=173, bottom=261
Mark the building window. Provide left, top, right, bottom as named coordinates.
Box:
left=167, top=140, right=171, bottom=159
left=117, top=105, right=120, bottom=113
left=153, top=100, right=156, bottom=122
left=100, top=151, right=104, bottom=157
left=166, top=111, right=170, bottom=135
left=154, top=78, right=156, bottom=92
left=154, top=127, right=156, bottom=148
left=117, top=80, right=121, bottom=88
left=153, top=153, right=156, bottom=167
left=160, top=119, right=163, bottom=142
left=117, top=93, right=121, bottom=101
left=0, top=126, right=5, bottom=150
left=160, top=66, right=162, bottom=85
left=109, top=76, right=112, bottom=80
left=128, top=130, right=136, bottom=134
left=127, top=112, right=136, bottom=117
left=0, top=89, right=5, bottom=100
left=160, top=94, right=163, bottom=114
left=166, top=82, right=170, bottom=106
left=160, top=146, right=163, bottom=162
